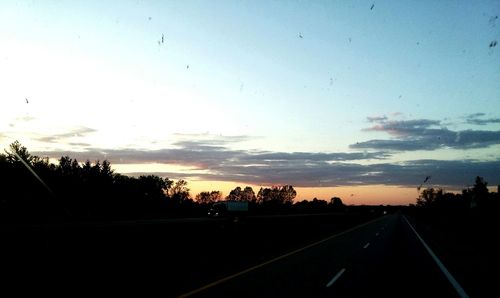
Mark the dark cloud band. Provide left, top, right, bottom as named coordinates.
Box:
left=31, top=140, right=499, bottom=189
left=352, top=117, right=500, bottom=151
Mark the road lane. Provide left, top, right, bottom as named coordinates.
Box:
left=180, top=214, right=459, bottom=298
left=403, top=216, right=469, bottom=298
left=323, top=214, right=457, bottom=297
left=178, top=215, right=386, bottom=298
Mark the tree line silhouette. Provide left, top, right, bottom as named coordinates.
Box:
left=414, top=176, right=499, bottom=213
left=3, top=141, right=495, bottom=223
left=0, top=141, right=346, bottom=222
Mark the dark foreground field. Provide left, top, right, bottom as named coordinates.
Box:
left=1, top=212, right=380, bottom=296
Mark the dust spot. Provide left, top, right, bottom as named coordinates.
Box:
left=489, top=15, right=498, bottom=27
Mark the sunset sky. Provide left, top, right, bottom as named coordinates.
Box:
left=1, top=1, right=499, bottom=205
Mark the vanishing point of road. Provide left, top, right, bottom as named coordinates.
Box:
left=178, top=213, right=468, bottom=298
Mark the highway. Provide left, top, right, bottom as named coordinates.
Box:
left=1, top=212, right=471, bottom=297
left=178, top=213, right=466, bottom=298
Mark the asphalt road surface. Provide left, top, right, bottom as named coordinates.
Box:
left=178, top=213, right=465, bottom=298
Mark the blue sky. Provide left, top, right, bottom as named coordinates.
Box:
left=1, top=1, right=499, bottom=204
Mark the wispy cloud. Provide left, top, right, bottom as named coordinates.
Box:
left=68, top=142, right=92, bottom=147
left=367, top=115, right=388, bottom=122
left=351, top=117, right=500, bottom=151
left=465, top=113, right=500, bottom=126
left=7, top=116, right=37, bottom=128
left=363, top=119, right=440, bottom=135
left=35, top=127, right=97, bottom=143
left=173, top=133, right=252, bottom=144
left=467, top=113, right=486, bottom=118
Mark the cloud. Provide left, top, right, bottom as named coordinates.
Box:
left=469, top=118, right=500, bottom=125
left=29, top=135, right=500, bottom=190
left=68, top=142, right=91, bottom=147
left=173, top=133, right=251, bottom=144
left=363, top=119, right=440, bottom=135
left=32, top=139, right=388, bottom=167
left=351, top=117, right=500, bottom=151
left=465, top=113, right=500, bottom=126
left=30, top=135, right=391, bottom=186
left=241, top=151, right=389, bottom=162
left=351, top=139, right=440, bottom=151
left=7, top=116, right=37, bottom=128
left=118, top=159, right=500, bottom=190
left=467, top=113, right=486, bottom=118
left=367, top=115, right=388, bottom=122
left=35, top=127, right=97, bottom=143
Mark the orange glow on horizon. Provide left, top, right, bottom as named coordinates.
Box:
left=295, top=185, right=418, bottom=205
left=188, top=181, right=418, bottom=205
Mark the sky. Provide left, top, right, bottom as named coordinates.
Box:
left=1, top=1, right=499, bottom=205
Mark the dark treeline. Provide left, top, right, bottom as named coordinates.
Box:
left=407, top=175, right=500, bottom=240
left=5, top=141, right=496, bottom=224
left=411, top=175, right=500, bottom=216
left=0, top=142, right=348, bottom=223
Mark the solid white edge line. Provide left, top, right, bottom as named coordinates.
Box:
left=403, top=215, right=469, bottom=298
left=363, top=242, right=370, bottom=249
left=326, top=268, right=346, bottom=287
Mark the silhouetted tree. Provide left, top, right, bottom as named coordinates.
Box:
left=0, top=142, right=194, bottom=220
left=0, top=141, right=62, bottom=221
left=169, top=179, right=190, bottom=202
left=241, top=186, right=257, bottom=202
left=280, top=185, right=297, bottom=204
left=227, top=186, right=256, bottom=202
left=227, top=186, right=243, bottom=201
left=473, top=176, right=488, bottom=195
left=257, top=185, right=296, bottom=206
left=196, top=191, right=222, bottom=204
left=4, top=140, right=33, bottom=164
left=329, top=197, right=345, bottom=211
left=472, top=176, right=489, bottom=207
left=417, top=188, right=440, bottom=207
left=137, top=175, right=170, bottom=199
left=310, top=198, right=328, bottom=211
left=257, top=187, right=271, bottom=204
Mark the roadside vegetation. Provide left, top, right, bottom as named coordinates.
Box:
left=407, top=176, right=499, bottom=298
